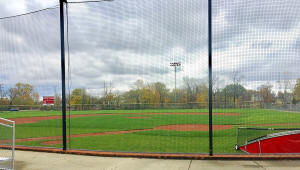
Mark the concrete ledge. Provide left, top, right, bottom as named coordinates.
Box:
left=10, top=146, right=300, bottom=160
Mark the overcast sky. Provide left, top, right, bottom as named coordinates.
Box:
left=0, top=0, right=300, bottom=96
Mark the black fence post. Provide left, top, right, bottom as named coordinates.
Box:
left=208, top=0, right=213, bottom=156
left=59, top=0, right=67, bottom=151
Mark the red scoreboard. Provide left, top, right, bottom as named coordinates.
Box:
left=43, top=96, right=55, bottom=105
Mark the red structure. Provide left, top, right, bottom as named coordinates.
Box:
left=239, top=130, right=300, bottom=154
left=43, top=96, right=55, bottom=105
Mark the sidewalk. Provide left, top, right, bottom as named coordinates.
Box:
left=14, top=150, right=300, bottom=170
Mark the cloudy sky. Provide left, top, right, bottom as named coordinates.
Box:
left=0, top=0, right=300, bottom=96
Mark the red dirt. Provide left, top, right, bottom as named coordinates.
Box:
left=10, top=113, right=120, bottom=124
left=10, top=112, right=240, bottom=125
left=13, top=129, right=151, bottom=144
left=125, top=116, right=151, bottom=119
left=2, top=123, right=234, bottom=146
left=154, top=124, right=232, bottom=131
left=0, top=119, right=14, bottom=125
left=7, top=122, right=300, bottom=146
left=137, top=112, right=240, bottom=116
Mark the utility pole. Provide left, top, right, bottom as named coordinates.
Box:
left=170, top=62, right=181, bottom=108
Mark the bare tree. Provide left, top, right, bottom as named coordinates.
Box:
left=258, top=83, right=275, bottom=107
left=211, top=74, right=223, bottom=104
left=276, top=72, right=293, bottom=105
left=231, top=70, right=244, bottom=85
left=230, top=70, right=244, bottom=107
left=183, top=77, right=201, bottom=103
left=0, top=84, right=4, bottom=98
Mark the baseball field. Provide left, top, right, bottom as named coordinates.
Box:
left=1, top=108, right=300, bottom=154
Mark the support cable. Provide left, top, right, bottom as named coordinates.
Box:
left=68, top=0, right=113, bottom=4
left=66, top=2, right=72, bottom=149
left=0, top=5, right=59, bottom=20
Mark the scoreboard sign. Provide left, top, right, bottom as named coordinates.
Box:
left=43, top=96, right=55, bottom=105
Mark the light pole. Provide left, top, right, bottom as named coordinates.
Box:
left=170, top=62, right=181, bottom=108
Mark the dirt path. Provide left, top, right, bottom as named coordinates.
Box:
left=12, top=129, right=152, bottom=144
left=36, top=123, right=300, bottom=146
left=10, top=112, right=240, bottom=124
left=10, top=113, right=120, bottom=124
left=10, top=124, right=233, bottom=146
left=154, top=124, right=232, bottom=131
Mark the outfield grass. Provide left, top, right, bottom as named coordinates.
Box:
left=0, top=109, right=211, bottom=118
left=1, top=108, right=300, bottom=154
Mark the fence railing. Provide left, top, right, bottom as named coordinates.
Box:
left=0, top=101, right=288, bottom=111
left=0, top=118, right=15, bottom=170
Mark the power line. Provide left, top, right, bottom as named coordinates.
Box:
left=0, top=0, right=114, bottom=20
left=0, top=5, right=59, bottom=20
left=68, top=0, right=113, bottom=4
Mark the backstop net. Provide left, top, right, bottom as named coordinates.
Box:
left=0, top=0, right=300, bottom=156
left=0, top=118, right=15, bottom=170
left=212, top=0, right=300, bottom=154
left=66, top=0, right=209, bottom=153
left=0, top=1, right=62, bottom=149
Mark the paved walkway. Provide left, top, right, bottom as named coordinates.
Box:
left=11, top=151, right=300, bottom=170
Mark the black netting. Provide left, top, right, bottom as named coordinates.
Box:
left=66, top=0, right=208, bottom=153
left=212, top=0, right=300, bottom=154
left=0, top=2, right=62, bottom=148
left=0, top=0, right=300, bottom=155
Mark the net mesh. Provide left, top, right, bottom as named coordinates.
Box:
left=0, top=118, right=14, bottom=170
left=66, top=0, right=208, bottom=153
left=0, top=1, right=62, bottom=149
left=0, top=0, right=300, bottom=155
left=212, top=0, right=300, bottom=154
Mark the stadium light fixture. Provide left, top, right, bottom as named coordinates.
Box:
left=170, top=62, right=181, bottom=108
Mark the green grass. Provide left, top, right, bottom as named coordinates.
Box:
left=0, top=109, right=211, bottom=118
left=2, top=108, right=300, bottom=154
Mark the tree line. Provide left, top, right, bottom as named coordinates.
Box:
left=1, top=77, right=300, bottom=110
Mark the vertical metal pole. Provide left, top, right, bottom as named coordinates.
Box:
left=175, top=66, right=177, bottom=108
left=12, top=121, right=15, bottom=170
left=60, top=0, right=67, bottom=151
left=208, top=0, right=213, bottom=156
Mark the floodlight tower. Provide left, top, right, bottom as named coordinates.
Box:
left=170, top=62, right=181, bottom=108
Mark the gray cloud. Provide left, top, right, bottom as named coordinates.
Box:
left=1, top=0, right=300, bottom=95
left=67, top=0, right=208, bottom=54
left=212, top=0, right=300, bottom=47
